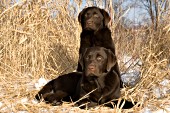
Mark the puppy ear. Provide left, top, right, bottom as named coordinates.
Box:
left=79, top=53, right=84, bottom=70
left=79, top=48, right=87, bottom=70
left=78, top=8, right=87, bottom=23
left=106, top=49, right=117, bottom=72
left=100, top=9, right=111, bottom=26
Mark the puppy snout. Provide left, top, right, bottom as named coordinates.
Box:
left=86, top=20, right=93, bottom=25
left=87, top=21, right=92, bottom=24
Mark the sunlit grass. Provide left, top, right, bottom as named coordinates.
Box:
left=0, top=0, right=170, bottom=112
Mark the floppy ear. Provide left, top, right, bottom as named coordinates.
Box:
left=106, top=49, right=117, bottom=72
left=100, top=9, right=111, bottom=26
left=78, top=8, right=87, bottom=23
left=79, top=53, right=84, bottom=70
left=79, top=49, right=87, bottom=70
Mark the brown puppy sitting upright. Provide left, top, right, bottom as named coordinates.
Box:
left=77, top=47, right=120, bottom=107
left=77, top=6, right=123, bottom=87
left=77, top=47, right=135, bottom=109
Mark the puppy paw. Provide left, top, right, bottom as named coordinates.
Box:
left=51, top=101, right=62, bottom=106
left=78, top=101, right=98, bottom=109
left=44, top=94, right=59, bottom=103
left=35, top=94, right=42, bottom=101
left=98, top=95, right=106, bottom=104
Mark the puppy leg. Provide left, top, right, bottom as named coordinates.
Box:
left=113, top=63, right=123, bottom=88
left=44, top=90, right=68, bottom=105
left=78, top=98, right=98, bottom=109
left=77, top=62, right=82, bottom=72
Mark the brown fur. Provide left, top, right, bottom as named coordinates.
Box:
left=78, top=47, right=120, bottom=107
left=35, top=72, right=82, bottom=105
left=77, top=6, right=123, bottom=87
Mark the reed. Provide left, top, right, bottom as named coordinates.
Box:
left=0, top=0, right=169, bottom=112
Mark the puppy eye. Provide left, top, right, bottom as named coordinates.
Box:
left=96, top=56, right=103, bottom=61
left=85, top=13, right=90, bottom=17
left=85, top=56, right=90, bottom=60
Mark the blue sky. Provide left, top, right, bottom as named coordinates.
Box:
left=127, top=7, right=148, bottom=25
left=15, top=0, right=148, bottom=25
left=78, top=0, right=149, bottom=25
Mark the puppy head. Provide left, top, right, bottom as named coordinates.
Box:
left=79, top=47, right=116, bottom=77
left=78, top=7, right=110, bottom=31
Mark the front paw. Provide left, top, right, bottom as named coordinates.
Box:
left=78, top=100, right=98, bottom=109
left=35, top=93, right=42, bottom=101
left=44, top=95, right=62, bottom=106
left=98, top=95, right=106, bottom=104
left=44, top=94, right=57, bottom=103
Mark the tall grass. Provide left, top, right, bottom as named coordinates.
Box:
left=0, top=0, right=170, bottom=112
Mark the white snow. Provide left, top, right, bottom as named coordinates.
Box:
left=2, top=54, right=166, bottom=113
left=140, top=106, right=170, bottom=113
left=160, top=79, right=170, bottom=86
left=20, top=97, right=28, bottom=103
left=120, top=55, right=141, bottom=87
left=152, top=79, right=170, bottom=98
left=122, top=55, right=142, bottom=70
left=34, top=77, right=49, bottom=90
left=0, top=101, right=3, bottom=107
left=121, top=71, right=140, bottom=87
left=31, top=99, right=39, bottom=104
left=152, top=109, right=169, bottom=113
left=140, top=107, right=152, bottom=113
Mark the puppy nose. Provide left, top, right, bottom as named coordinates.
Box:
left=87, top=20, right=93, bottom=25
left=88, top=64, right=95, bottom=71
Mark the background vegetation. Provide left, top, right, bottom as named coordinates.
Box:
left=0, top=0, right=170, bottom=112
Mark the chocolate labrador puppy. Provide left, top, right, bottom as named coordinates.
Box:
left=77, top=47, right=135, bottom=109
left=77, top=47, right=120, bottom=106
left=77, top=6, right=123, bottom=87
left=35, top=72, right=82, bottom=105
left=35, top=47, right=135, bottom=109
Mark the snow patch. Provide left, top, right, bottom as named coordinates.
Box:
left=32, top=99, right=39, bottom=104
left=0, top=101, right=3, bottom=107
left=120, top=55, right=142, bottom=87
left=121, top=71, right=140, bottom=87
left=122, top=55, right=142, bottom=70
left=20, top=97, right=28, bottom=103
left=160, top=79, right=170, bottom=86
left=140, top=107, right=152, bottom=113
left=141, top=107, right=170, bottom=113
left=35, top=77, right=49, bottom=90
left=153, top=109, right=168, bottom=113
left=152, top=79, right=170, bottom=98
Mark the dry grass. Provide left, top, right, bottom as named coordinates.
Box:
left=0, top=0, right=170, bottom=113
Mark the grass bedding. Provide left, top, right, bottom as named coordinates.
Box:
left=0, top=0, right=170, bottom=112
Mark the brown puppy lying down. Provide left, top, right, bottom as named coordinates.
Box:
left=35, top=72, right=82, bottom=105
left=77, top=47, right=135, bottom=109
left=77, top=6, right=122, bottom=88
left=35, top=47, right=136, bottom=109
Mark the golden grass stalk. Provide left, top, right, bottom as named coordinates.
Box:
left=0, top=0, right=170, bottom=112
